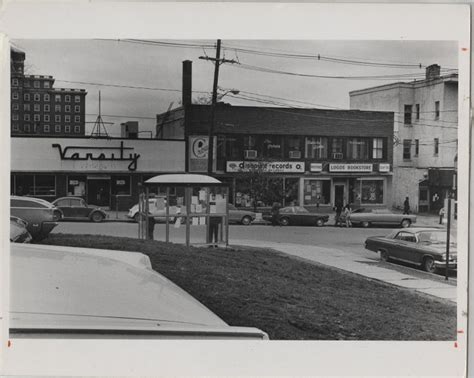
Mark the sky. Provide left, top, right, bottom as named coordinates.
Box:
left=12, top=39, right=458, bottom=137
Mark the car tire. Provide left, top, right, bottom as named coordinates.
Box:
left=422, top=256, right=437, bottom=273
left=361, top=221, right=370, bottom=228
left=133, top=213, right=140, bottom=223
left=315, top=218, right=324, bottom=227
left=379, top=249, right=389, bottom=261
left=91, top=212, right=104, bottom=223
left=401, top=219, right=411, bottom=228
left=279, top=217, right=290, bottom=226
left=241, top=215, right=253, bottom=226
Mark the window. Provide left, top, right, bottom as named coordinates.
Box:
left=44, top=114, right=50, bottom=122
left=44, top=81, right=50, bottom=89
left=359, top=179, right=384, bottom=204
left=24, top=114, right=30, bottom=121
left=24, top=80, right=30, bottom=88
left=33, top=81, right=40, bottom=88
left=286, top=136, right=301, bottom=158
left=44, top=124, right=50, bottom=132
left=12, top=103, right=19, bottom=111
left=395, top=231, right=416, bottom=243
left=305, top=137, right=328, bottom=159
left=74, top=125, right=81, bottom=133
left=75, top=95, right=81, bottom=103
left=347, top=138, right=369, bottom=160
left=55, top=115, right=61, bottom=122
left=55, top=105, right=61, bottom=112
left=435, top=101, right=440, bottom=119
left=65, top=105, right=71, bottom=113
left=112, top=176, right=131, bottom=195
left=12, top=78, right=18, bottom=86
left=34, top=104, right=40, bottom=112
left=55, top=94, right=61, bottom=102
left=434, top=138, right=439, bottom=156
left=34, top=93, right=40, bottom=101
left=404, top=105, right=412, bottom=125
left=65, top=125, right=71, bottom=133
left=44, top=104, right=50, bottom=112
left=67, top=175, right=87, bottom=196
left=74, top=105, right=80, bottom=112
left=303, top=179, right=331, bottom=205
left=403, top=139, right=411, bottom=160
left=44, top=94, right=50, bottom=102
left=24, top=124, right=30, bottom=132
left=372, top=138, right=383, bottom=159
left=414, top=139, right=419, bottom=156
left=12, top=123, right=19, bottom=131
left=12, top=113, right=19, bottom=121
left=24, top=104, right=30, bottom=111
left=33, top=175, right=56, bottom=196
left=55, top=124, right=61, bottom=133
left=415, top=104, right=420, bottom=120
left=243, top=135, right=257, bottom=153
left=33, top=114, right=40, bottom=122
left=65, top=115, right=71, bottom=123
left=262, top=136, right=282, bottom=158
left=24, top=93, right=30, bottom=101
left=65, top=95, right=71, bottom=103
left=74, top=115, right=81, bottom=123
left=12, top=91, right=19, bottom=100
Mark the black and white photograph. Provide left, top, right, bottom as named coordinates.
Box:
left=0, top=2, right=470, bottom=377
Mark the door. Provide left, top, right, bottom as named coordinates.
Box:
left=334, top=184, right=345, bottom=206
left=87, top=179, right=110, bottom=207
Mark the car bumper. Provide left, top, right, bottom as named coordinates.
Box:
left=42, top=221, right=58, bottom=234
left=435, top=261, right=457, bottom=269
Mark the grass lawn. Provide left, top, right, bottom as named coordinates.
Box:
left=39, top=234, right=456, bottom=340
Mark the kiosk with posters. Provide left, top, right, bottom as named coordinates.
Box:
left=141, top=174, right=229, bottom=247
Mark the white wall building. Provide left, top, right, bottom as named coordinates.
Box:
left=349, top=65, right=457, bottom=213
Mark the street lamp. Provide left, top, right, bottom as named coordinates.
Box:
left=217, top=88, right=240, bottom=101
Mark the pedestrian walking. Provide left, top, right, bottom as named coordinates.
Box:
left=147, top=214, right=156, bottom=240
left=439, top=207, right=445, bottom=224
left=403, top=197, right=410, bottom=215
left=334, top=201, right=343, bottom=226
left=271, top=202, right=281, bottom=226
left=208, top=215, right=221, bottom=246
left=343, top=203, right=352, bottom=228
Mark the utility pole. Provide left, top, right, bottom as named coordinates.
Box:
left=199, top=39, right=238, bottom=175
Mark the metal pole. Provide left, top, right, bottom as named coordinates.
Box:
left=185, top=187, right=191, bottom=247
left=206, top=187, right=210, bottom=244
left=207, top=39, right=221, bottom=175
left=145, top=187, right=150, bottom=240
left=165, top=187, right=170, bottom=243
left=445, top=197, right=451, bottom=281
left=225, top=186, right=229, bottom=247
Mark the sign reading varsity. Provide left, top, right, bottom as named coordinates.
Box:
left=329, top=163, right=373, bottom=172
left=227, top=161, right=305, bottom=173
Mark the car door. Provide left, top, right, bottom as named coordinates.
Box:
left=55, top=198, right=73, bottom=218
left=391, top=231, right=417, bottom=262
left=227, top=204, right=239, bottom=223
left=70, top=198, right=90, bottom=218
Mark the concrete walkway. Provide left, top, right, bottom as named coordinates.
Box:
left=232, top=239, right=457, bottom=304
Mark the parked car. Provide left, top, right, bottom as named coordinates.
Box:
left=10, top=216, right=32, bottom=243
left=339, top=208, right=417, bottom=228
left=128, top=197, right=178, bottom=223
left=10, top=196, right=58, bottom=241
left=364, top=228, right=456, bottom=273
left=52, top=197, right=107, bottom=222
left=9, top=243, right=268, bottom=340
left=273, top=206, right=329, bottom=227
left=228, top=204, right=256, bottom=225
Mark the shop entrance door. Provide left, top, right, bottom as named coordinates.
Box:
left=334, top=184, right=345, bottom=206
left=87, top=179, right=110, bottom=207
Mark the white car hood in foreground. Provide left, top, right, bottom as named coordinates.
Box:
left=10, top=244, right=268, bottom=339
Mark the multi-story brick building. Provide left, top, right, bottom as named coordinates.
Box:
left=349, top=64, right=457, bottom=213
left=10, top=47, right=87, bottom=136
left=156, top=61, right=395, bottom=211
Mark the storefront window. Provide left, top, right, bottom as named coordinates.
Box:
left=14, top=174, right=55, bottom=196
left=261, top=136, right=282, bottom=159
left=303, top=179, right=330, bottom=205
left=305, top=137, right=328, bottom=159
left=360, top=180, right=384, bottom=204
left=67, top=175, right=87, bottom=196
left=347, top=138, right=369, bottom=160
left=284, top=178, right=299, bottom=206
left=111, top=176, right=131, bottom=195
left=235, top=177, right=283, bottom=208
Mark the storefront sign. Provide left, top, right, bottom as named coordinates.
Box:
left=310, top=163, right=323, bottom=172
left=378, top=163, right=391, bottom=172
left=116, top=180, right=126, bottom=185
left=188, top=136, right=216, bottom=172
left=329, top=164, right=373, bottom=172
left=227, top=161, right=305, bottom=173
left=69, top=180, right=79, bottom=185
left=52, top=141, right=140, bottom=171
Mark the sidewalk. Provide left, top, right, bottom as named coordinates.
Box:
left=232, top=239, right=457, bottom=304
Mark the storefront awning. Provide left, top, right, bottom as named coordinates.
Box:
left=145, top=174, right=223, bottom=186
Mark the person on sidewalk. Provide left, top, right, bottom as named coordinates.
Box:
left=343, top=203, right=352, bottom=228
left=208, top=215, right=221, bottom=246
left=271, top=202, right=281, bottom=226
left=334, top=201, right=343, bottom=227
left=439, top=207, right=445, bottom=225
left=403, top=197, right=410, bottom=215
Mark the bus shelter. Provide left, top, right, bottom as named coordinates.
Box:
left=139, top=174, right=229, bottom=247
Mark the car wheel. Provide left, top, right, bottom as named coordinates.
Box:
left=422, top=256, right=437, bottom=273
left=315, top=218, right=324, bottom=227
left=241, top=215, right=253, bottom=226
left=279, top=217, right=290, bottom=226
left=133, top=213, right=140, bottom=223
left=361, top=221, right=370, bottom=228
left=379, top=250, right=389, bottom=261
left=401, top=219, right=411, bottom=228
left=91, top=212, right=104, bottom=223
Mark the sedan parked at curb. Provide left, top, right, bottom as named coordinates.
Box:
left=228, top=204, right=256, bottom=225
left=127, top=197, right=178, bottom=223
left=9, top=243, right=269, bottom=340
left=10, top=216, right=32, bottom=243
left=273, top=206, right=329, bottom=227
left=365, top=228, right=456, bottom=273
left=52, top=197, right=107, bottom=222
left=10, top=196, right=58, bottom=241
left=340, top=208, right=417, bottom=228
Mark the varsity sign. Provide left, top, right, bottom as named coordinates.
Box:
left=329, top=163, right=373, bottom=172
left=227, top=161, right=305, bottom=173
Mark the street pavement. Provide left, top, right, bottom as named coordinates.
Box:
left=55, top=211, right=457, bottom=304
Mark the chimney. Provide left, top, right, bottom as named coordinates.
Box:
left=425, top=64, right=441, bottom=80
left=182, top=60, right=192, bottom=106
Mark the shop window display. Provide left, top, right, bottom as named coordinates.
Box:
left=303, top=179, right=330, bottom=206
left=67, top=175, right=87, bottom=196
left=359, top=180, right=384, bottom=204
left=14, top=174, right=55, bottom=196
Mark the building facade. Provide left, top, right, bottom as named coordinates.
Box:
left=10, top=48, right=87, bottom=136
left=349, top=64, right=458, bottom=213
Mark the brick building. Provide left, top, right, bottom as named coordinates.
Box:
left=156, top=61, right=395, bottom=211
left=10, top=47, right=87, bottom=136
